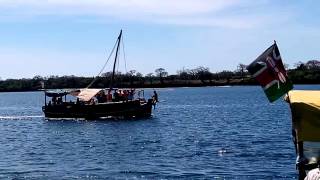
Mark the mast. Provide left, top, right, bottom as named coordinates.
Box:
left=110, top=30, right=122, bottom=90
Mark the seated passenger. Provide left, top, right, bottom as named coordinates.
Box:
left=123, top=90, right=129, bottom=101
left=128, top=90, right=134, bottom=100
left=57, top=97, right=63, bottom=105
left=97, top=92, right=105, bottom=103
left=89, top=97, right=98, bottom=105
left=107, top=90, right=112, bottom=102
left=52, top=97, right=57, bottom=105
left=113, top=90, right=119, bottom=102
left=118, top=90, right=123, bottom=100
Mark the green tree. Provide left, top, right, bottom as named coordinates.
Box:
left=155, top=68, right=168, bottom=84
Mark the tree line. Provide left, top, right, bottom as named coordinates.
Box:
left=0, top=60, right=319, bottom=92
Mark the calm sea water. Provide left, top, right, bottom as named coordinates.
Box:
left=0, top=85, right=319, bottom=179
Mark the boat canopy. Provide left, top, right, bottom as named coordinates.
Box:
left=76, top=88, right=103, bottom=102
left=45, top=90, right=70, bottom=97
left=286, top=90, right=320, bottom=168
left=46, top=88, right=138, bottom=102
left=286, top=90, right=320, bottom=142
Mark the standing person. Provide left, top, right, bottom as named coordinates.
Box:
left=153, top=90, right=158, bottom=103
left=152, top=90, right=158, bottom=109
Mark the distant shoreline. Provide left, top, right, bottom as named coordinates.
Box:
left=0, top=80, right=319, bottom=93
left=0, top=78, right=254, bottom=93
left=1, top=61, right=319, bottom=93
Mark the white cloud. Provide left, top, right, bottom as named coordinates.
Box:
left=0, top=0, right=238, bottom=15
left=0, top=0, right=290, bottom=28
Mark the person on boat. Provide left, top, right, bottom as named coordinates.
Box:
left=57, top=97, right=63, bottom=105
left=118, top=90, right=125, bottom=101
left=128, top=90, right=134, bottom=100
left=76, top=98, right=80, bottom=104
left=123, top=90, right=129, bottom=101
left=102, top=91, right=107, bottom=102
left=152, top=90, right=158, bottom=103
left=107, top=90, right=112, bottom=102
left=305, top=168, right=320, bottom=180
left=137, top=91, right=141, bottom=100
left=97, top=92, right=102, bottom=103
left=152, top=90, right=158, bottom=109
left=97, top=91, right=106, bottom=103
left=89, top=97, right=97, bottom=105
left=113, top=90, right=120, bottom=102
left=52, top=97, right=57, bottom=105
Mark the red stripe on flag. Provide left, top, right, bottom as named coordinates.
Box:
left=255, top=69, right=276, bottom=87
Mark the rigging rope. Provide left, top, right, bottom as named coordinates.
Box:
left=86, top=38, right=119, bottom=88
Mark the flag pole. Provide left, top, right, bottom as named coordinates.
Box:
left=273, top=40, right=290, bottom=99
left=274, top=39, right=291, bottom=102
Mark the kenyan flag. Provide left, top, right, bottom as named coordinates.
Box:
left=247, top=42, right=293, bottom=102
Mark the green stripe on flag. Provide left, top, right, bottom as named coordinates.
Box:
left=264, top=81, right=293, bottom=102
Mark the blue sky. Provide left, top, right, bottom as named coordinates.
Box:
left=0, top=0, right=319, bottom=79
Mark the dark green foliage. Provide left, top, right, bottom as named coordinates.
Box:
left=0, top=60, right=319, bottom=92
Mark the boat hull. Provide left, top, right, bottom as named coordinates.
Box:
left=42, top=99, right=153, bottom=120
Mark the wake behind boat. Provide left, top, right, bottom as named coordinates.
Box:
left=42, top=30, right=156, bottom=120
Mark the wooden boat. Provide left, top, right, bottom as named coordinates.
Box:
left=42, top=30, right=155, bottom=120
